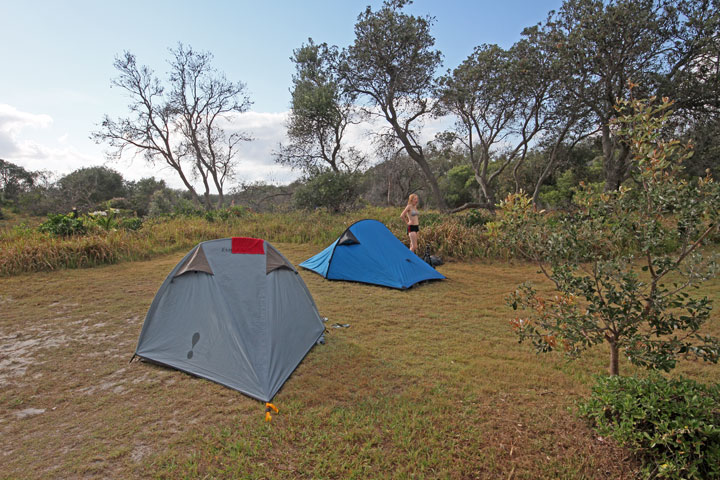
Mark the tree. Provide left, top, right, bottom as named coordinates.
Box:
left=340, top=0, right=446, bottom=209
left=362, top=151, right=425, bottom=206
left=492, top=95, right=720, bottom=376
left=436, top=44, right=515, bottom=207
left=437, top=42, right=554, bottom=206
left=93, top=44, right=252, bottom=211
left=58, top=166, right=126, bottom=211
left=125, top=177, right=167, bottom=217
left=293, top=170, right=362, bottom=212
left=436, top=35, right=593, bottom=209
left=275, top=39, right=364, bottom=174
left=0, top=159, right=37, bottom=205
left=538, top=0, right=720, bottom=191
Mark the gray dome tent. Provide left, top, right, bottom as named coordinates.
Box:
left=134, top=237, right=325, bottom=402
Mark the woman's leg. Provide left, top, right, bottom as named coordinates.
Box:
left=409, top=231, right=418, bottom=252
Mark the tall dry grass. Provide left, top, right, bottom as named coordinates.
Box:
left=0, top=208, right=495, bottom=276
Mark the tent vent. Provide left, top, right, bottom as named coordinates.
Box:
left=337, top=229, right=359, bottom=246
left=266, top=243, right=297, bottom=274
left=174, top=246, right=213, bottom=278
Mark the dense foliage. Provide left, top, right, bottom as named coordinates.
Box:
left=293, top=170, right=362, bottom=212
left=578, top=374, right=720, bottom=479
left=38, top=213, right=87, bottom=237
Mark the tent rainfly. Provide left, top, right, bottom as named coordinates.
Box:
left=134, top=237, right=325, bottom=402
left=300, top=219, right=445, bottom=289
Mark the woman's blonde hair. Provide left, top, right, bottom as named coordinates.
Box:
left=407, top=193, right=419, bottom=205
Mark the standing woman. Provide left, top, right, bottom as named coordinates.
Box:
left=400, top=193, right=420, bottom=253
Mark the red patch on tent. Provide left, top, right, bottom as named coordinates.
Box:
left=231, top=237, right=265, bottom=254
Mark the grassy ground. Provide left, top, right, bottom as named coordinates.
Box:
left=1, top=244, right=718, bottom=479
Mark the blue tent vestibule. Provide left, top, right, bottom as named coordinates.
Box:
left=300, top=219, right=445, bottom=289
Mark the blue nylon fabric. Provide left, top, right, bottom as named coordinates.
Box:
left=299, top=219, right=445, bottom=289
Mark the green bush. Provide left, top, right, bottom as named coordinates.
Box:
left=293, top=171, right=361, bottom=212
left=119, top=217, right=143, bottom=231
left=578, top=374, right=720, bottom=479
left=441, top=164, right=478, bottom=207
left=420, top=211, right=443, bottom=227
left=87, top=210, right=119, bottom=231
left=38, top=213, right=86, bottom=236
left=461, top=209, right=493, bottom=228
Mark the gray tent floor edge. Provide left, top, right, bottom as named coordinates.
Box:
left=134, top=327, right=326, bottom=403
left=133, top=354, right=272, bottom=403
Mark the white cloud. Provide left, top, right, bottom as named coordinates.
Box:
left=0, top=104, right=53, bottom=133
left=0, top=103, right=455, bottom=192
left=0, top=104, right=107, bottom=182
left=0, top=104, right=53, bottom=158
left=221, top=110, right=300, bottom=185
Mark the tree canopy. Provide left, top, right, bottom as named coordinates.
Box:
left=340, top=0, right=447, bottom=209
left=275, top=39, right=364, bottom=174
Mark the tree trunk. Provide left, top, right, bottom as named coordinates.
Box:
left=601, top=125, right=632, bottom=192
left=391, top=125, right=447, bottom=210
left=609, top=341, right=620, bottom=376
left=408, top=148, right=446, bottom=211
left=216, top=190, right=225, bottom=210
left=475, top=173, right=496, bottom=206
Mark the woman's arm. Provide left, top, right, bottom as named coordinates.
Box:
left=400, top=206, right=410, bottom=224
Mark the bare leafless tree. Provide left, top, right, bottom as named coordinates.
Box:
left=93, top=44, right=252, bottom=210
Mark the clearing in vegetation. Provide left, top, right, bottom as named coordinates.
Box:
left=1, top=243, right=718, bottom=479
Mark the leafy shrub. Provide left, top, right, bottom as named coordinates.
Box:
left=227, top=205, right=250, bottom=217
left=119, top=217, right=143, bottom=231
left=173, top=198, right=204, bottom=217
left=461, top=209, right=493, bottom=228
left=38, top=213, right=86, bottom=236
left=87, top=209, right=119, bottom=231
left=492, top=96, right=720, bottom=376
left=10, top=223, right=35, bottom=238
left=421, top=211, right=443, bottom=227
left=578, top=374, right=720, bottom=479
left=147, top=190, right=202, bottom=217
left=293, top=171, right=361, bottom=212
left=441, top=164, right=478, bottom=207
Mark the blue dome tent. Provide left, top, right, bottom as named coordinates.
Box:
left=300, top=219, right=445, bottom=289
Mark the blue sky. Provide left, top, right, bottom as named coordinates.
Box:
left=0, top=0, right=563, bottom=188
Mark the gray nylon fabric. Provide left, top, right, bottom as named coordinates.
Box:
left=174, top=245, right=213, bottom=278
left=265, top=242, right=297, bottom=274
left=135, top=238, right=325, bottom=402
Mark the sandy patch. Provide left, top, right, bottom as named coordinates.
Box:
left=14, top=408, right=46, bottom=419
